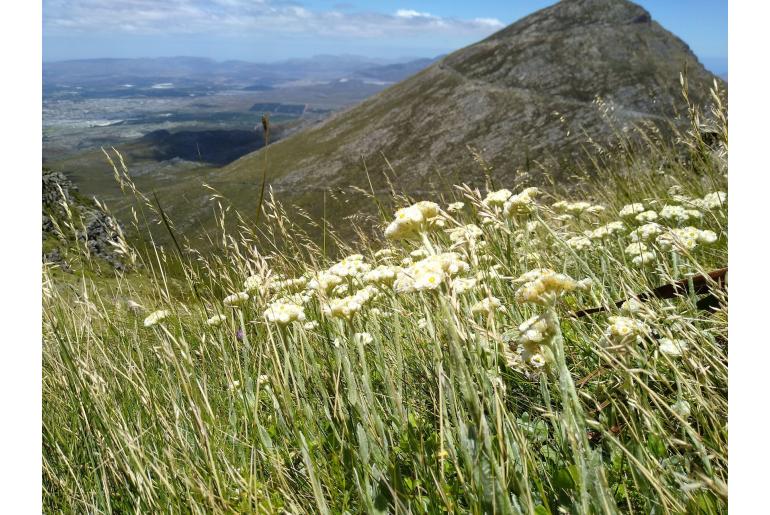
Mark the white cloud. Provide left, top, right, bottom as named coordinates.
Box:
left=43, top=0, right=505, bottom=39
left=395, top=9, right=434, bottom=19
left=474, top=18, right=505, bottom=28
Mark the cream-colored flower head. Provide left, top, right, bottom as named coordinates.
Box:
left=264, top=301, right=305, bottom=325
left=657, top=227, right=715, bottom=252
left=452, top=277, right=477, bottom=294
left=374, top=248, right=396, bottom=260
left=385, top=201, right=442, bottom=239
left=513, top=269, right=580, bottom=305
left=329, top=255, right=371, bottom=278
left=223, top=292, right=250, bottom=308
left=528, top=353, right=547, bottom=368
left=698, top=229, right=718, bottom=244
left=619, top=203, right=646, bottom=218
left=659, top=338, right=689, bottom=356
left=503, top=187, right=540, bottom=217
left=629, top=222, right=663, bottom=242
left=269, top=276, right=308, bottom=294
left=385, top=206, right=423, bottom=239
left=603, top=316, right=649, bottom=350
left=701, top=191, right=727, bottom=209
left=554, top=200, right=601, bottom=216
left=483, top=189, right=513, bottom=207
left=446, top=201, right=465, bottom=212
left=413, top=266, right=444, bottom=291
left=244, top=274, right=262, bottom=293
left=634, top=210, right=658, bottom=223
left=144, top=309, right=171, bottom=327
left=309, top=271, right=344, bottom=294
left=624, top=241, right=649, bottom=256
left=447, top=224, right=483, bottom=247
left=323, top=288, right=375, bottom=320
left=206, top=313, right=227, bottom=327
left=660, top=205, right=702, bottom=223
left=471, top=296, right=504, bottom=316
left=517, top=314, right=552, bottom=346
left=567, top=235, right=592, bottom=251
left=631, top=252, right=655, bottom=266
left=364, top=265, right=400, bottom=286
left=585, top=221, right=625, bottom=240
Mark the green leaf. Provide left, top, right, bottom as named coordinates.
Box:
left=647, top=434, right=667, bottom=459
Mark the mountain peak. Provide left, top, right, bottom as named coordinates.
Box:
left=549, top=0, right=650, bottom=23
left=488, top=0, right=651, bottom=43
left=218, top=0, right=719, bottom=236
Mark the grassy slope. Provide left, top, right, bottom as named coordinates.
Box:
left=43, top=88, right=728, bottom=513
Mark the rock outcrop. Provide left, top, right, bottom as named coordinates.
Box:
left=42, top=169, right=128, bottom=271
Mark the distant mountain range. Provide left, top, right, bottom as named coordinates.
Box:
left=208, top=0, right=720, bottom=232
left=43, top=54, right=441, bottom=92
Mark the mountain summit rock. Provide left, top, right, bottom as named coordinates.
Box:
left=217, top=0, right=719, bottom=227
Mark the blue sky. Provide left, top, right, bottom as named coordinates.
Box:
left=43, top=0, right=727, bottom=73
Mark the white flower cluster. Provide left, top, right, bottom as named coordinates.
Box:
left=629, top=222, right=663, bottom=242
left=553, top=200, right=605, bottom=216
left=353, top=332, right=374, bottom=345
left=394, top=252, right=470, bottom=293
left=206, top=313, right=227, bottom=327
left=635, top=210, right=658, bottom=223
left=658, top=337, right=689, bottom=357
left=516, top=314, right=556, bottom=368
left=603, top=316, right=649, bottom=351
left=659, top=205, right=702, bottom=223
left=471, top=296, right=505, bottom=316
left=483, top=189, right=513, bottom=207
left=244, top=274, right=263, bottom=293
left=385, top=201, right=442, bottom=240
left=446, top=201, right=465, bottom=212
left=374, top=248, right=396, bottom=261
left=223, top=292, right=250, bottom=307
left=503, top=187, right=540, bottom=217
left=697, top=191, right=727, bottom=210
left=269, top=276, right=308, bottom=294
left=452, top=277, right=478, bottom=295
left=309, top=271, right=344, bottom=294
left=566, top=235, right=592, bottom=251
left=619, top=203, right=645, bottom=218
left=584, top=221, right=625, bottom=240
left=513, top=269, right=588, bottom=305
left=657, top=227, right=717, bottom=252
left=624, top=241, right=655, bottom=266
left=244, top=272, right=308, bottom=296
left=264, top=301, right=306, bottom=325
left=620, top=298, right=650, bottom=316
left=447, top=224, right=483, bottom=248
left=364, top=265, right=400, bottom=286
left=322, top=286, right=378, bottom=320
left=144, top=309, right=171, bottom=327
left=329, top=254, right=372, bottom=278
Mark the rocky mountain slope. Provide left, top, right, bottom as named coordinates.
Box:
left=43, top=169, right=129, bottom=272
left=211, top=0, right=719, bottom=229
